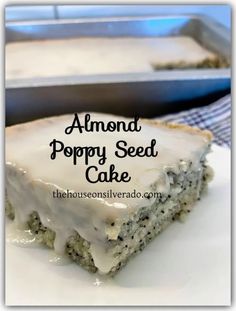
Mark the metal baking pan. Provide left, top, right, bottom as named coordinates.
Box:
left=5, top=15, right=231, bottom=125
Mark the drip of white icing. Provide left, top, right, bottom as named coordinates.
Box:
left=6, top=113, right=210, bottom=273
left=6, top=220, right=39, bottom=247
left=90, top=244, right=120, bottom=274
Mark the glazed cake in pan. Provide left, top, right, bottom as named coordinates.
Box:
left=6, top=113, right=214, bottom=275
left=6, top=36, right=227, bottom=80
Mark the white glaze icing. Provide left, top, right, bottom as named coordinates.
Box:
left=6, top=113, right=210, bottom=273
left=6, top=36, right=217, bottom=79
left=6, top=219, right=39, bottom=247
left=48, top=251, right=72, bottom=266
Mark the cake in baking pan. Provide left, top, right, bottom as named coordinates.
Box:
left=6, top=36, right=227, bottom=80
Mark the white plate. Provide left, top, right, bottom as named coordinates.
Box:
left=5, top=144, right=231, bottom=306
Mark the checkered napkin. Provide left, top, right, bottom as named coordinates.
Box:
left=157, top=95, right=231, bottom=148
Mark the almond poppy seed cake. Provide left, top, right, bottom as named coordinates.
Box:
left=6, top=36, right=228, bottom=80
left=5, top=113, right=214, bottom=275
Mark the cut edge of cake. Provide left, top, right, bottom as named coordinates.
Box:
left=151, top=55, right=229, bottom=70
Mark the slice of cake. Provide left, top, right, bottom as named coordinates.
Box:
left=5, top=113, right=214, bottom=275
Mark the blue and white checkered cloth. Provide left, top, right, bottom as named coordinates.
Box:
left=157, top=95, right=231, bottom=148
